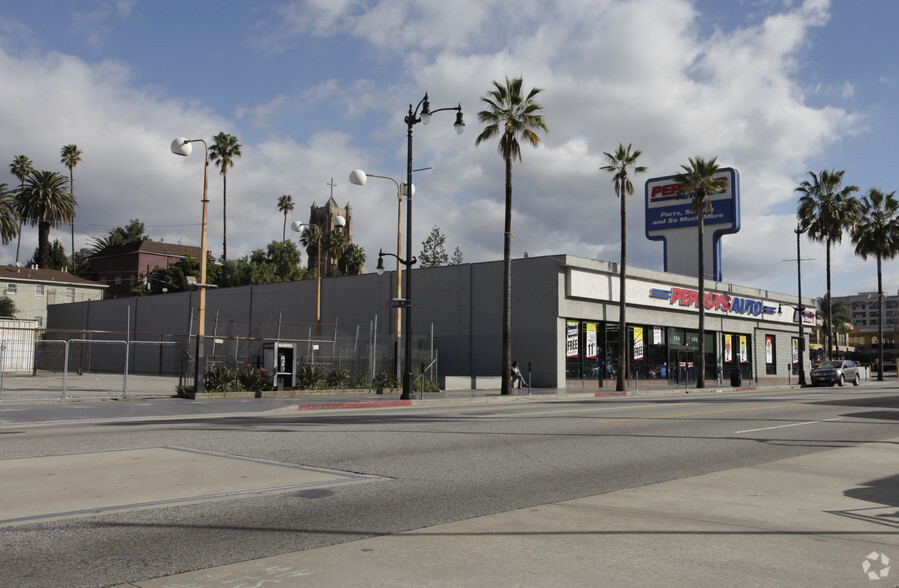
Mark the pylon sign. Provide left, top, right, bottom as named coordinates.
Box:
left=644, top=168, right=740, bottom=281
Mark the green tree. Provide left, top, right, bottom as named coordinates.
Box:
left=209, top=132, right=242, bottom=260
left=60, top=145, right=82, bottom=274
left=323, top=229, right=349, bottom=276
left=0, top=183, right=20, bottom=246
left=850, top=188, right=899, bottom=380
left=420, top=225, right=449, bottom=267
left=89, top=219, right=148, bottom=253
left=277, top=194, right=294, bottom=241
left=816, top=294, right=850, bottom=360
left=796, top=169, right=860, bottom=360
left=451, top=246, right=463, bottom=265
left=146, top=254, right=220, bottom=294
left=600, top=143, right=647, bottom=392
left=27, top=239, right=67, bottom=270
left=0, top=295, right=17, bottom=317
left=339, top=243, right=366, bottom=275
left=299, top=224, right=322, bottom=277
left=9, top=154, right=33, bottom=263
left=475, top=76, right=548, bottom=395
left=18, top=170, right=76, bottom=269
left=674, top=157, right=728, bottom=389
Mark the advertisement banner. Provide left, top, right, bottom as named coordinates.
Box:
left=739, top=336, right=748, bottom=363
left=724, top=334, right=732, bottom=363
left=634, top=327, right=644, bottom=361
left=586, top=323, right=597, bottom=359
left=765, top=336, right=773, bottom=364
left=566, top=322, right=579, bottom=358
left=653, top=326, right=662, bottom=345
left=792, top=337, right=799, bottom=364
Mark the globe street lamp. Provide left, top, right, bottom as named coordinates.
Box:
left=171, top=137, right=209, bottom=395
left=397, top=93, right=464, bottom=399
left=292, top=215, right=345, bottom=336
left=349, top=169, right=414, bottom=377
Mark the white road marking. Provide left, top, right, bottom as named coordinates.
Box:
left=735, top=417, right=843, bottom=434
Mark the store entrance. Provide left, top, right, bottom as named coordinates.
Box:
left=670, top=346, right=698, bottom=386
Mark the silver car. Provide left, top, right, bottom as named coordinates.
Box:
left=810, top=360, right=860, bottom=387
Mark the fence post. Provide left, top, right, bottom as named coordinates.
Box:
left=62, top=340, right=70, bottom=399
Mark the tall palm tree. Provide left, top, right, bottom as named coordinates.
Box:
left=796, top=169, right=859, bottom=360
left=475, top=76, right=548, bottom=395
left=600, top=143, right=647, bottom=392
left=9, top=154, right=33, bottom=263
left=323, top=228, right=349, bottom=274
left=60, top=144, right=82, bottom=273
left=850, top=188, right=899, bottom=380
left=209, top=132, right=242, bottom=260
left=0, top=183, right=20, bottom=245
left=18, top=170, right=76, bottom=269
left=816, top=294, right=850, bottom=360
left=299, top=224, right=322, bottom=277
left=674, top=157, right=728, bottom=389
left=277, top=194, right=294, bottom=242
left=340, top=243, right=366, bottom=275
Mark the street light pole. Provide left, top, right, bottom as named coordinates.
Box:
left=171, top=138, right=209, bottom=395
left=795, top=224, right=807, bottom=386
left=400, top=93, right=464, bottom=400
left=292, top=216, right=344, bottom=338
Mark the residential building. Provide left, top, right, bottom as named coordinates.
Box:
left=0, top=265, right=106, bottom=326
left=89, top=241, right=207, bottom=298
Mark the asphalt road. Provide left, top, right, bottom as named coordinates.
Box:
left=2, top=386, right=898, bottom=587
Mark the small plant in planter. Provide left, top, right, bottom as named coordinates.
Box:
left=298, top=364, right=324, bottom=390
left=204, top=364, right=243, bottom=393
left=327, top=368, right=350, bottom=389
left=237, top=366, right=266, bottom=392
left=373, top=371, right=398, bottom=394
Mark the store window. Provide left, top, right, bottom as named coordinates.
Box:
left=765, top=334, right=776, bottom=375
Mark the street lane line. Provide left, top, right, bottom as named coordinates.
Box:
left=473, top=403, right=702, bottom=418
left=735, top=417, right=843, bottom=434
left=596, top=403, right=806, bottom=423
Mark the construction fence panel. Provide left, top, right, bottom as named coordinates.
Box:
left=0, top=340, right=67, bottom=401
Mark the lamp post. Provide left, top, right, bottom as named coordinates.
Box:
left=795, top=224, right=808, bottom=386
left=292, top=216, right=345, bottom=337
left=349, top=170, right=414, bottom=378
left=396, top=93, right=464, bottom=399
left=171, top=137, right=209, bottom=395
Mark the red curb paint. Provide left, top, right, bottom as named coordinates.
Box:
left=298, top=400, right=413, bottom=411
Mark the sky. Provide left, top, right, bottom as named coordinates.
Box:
left=0, top=0, right=896, bottom=301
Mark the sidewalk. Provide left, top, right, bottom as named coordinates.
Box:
left=116, top=437, right=899, bottom=587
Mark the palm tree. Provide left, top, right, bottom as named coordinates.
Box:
left=0, top=183, right=20, bottom=245
left=323, top=228, right=349, bottom=275
left=816, top=294, right=851, bottom=360
left=60, top=144, right=82, bottom=273
left=600, top=143, right=647, bottom=392
left=674, top=157, right=728, bottom=389
left=340, top=243, right=366, bottom=275
left=277, top=194, right=294, bottom=241
left=209, top=132, right=242, bottom=260
left=850, top=188, right=899, bottom=380
left=796, top=169, right=860, bottom=360
left=18, top=170, right=76, bottom=268
left=9, top=154, right=33, bottom=263
left=475, top=76, right=548, bottom=395
left=299, top=224, right=322, bottom=277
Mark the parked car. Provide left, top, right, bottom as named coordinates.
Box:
left=810, top=360, right=860, bottom=387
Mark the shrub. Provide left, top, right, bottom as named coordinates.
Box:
left=373, top=371, right=398, bottom=393
left=298, top=364, right=323, bottom=390
left=327, top=368, right=350, bottom=389
left=204, top=364, right=243, bottom=392
left=238, top=366, right=266, bottom=391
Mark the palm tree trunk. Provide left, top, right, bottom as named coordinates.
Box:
left=69, top=169, right=75, bottom=275
left=697, top=210, right=706, bottom=389
left=616, top=183, right=627, bottom=392
left=222, top=172, right=228, bottom=261
left=877, top=254, right=884, bottom=381
left=15, top=219, right=22, bottom=264
left=38, top=220, right=50, bottom=269
left=501, top=153, right=513, bottom=395
left=826, top=240, right=832, bottom=360
left=282, top=214, right=287, bottom=242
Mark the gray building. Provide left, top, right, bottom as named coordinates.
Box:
left=47, top=254, right=809, bottom=388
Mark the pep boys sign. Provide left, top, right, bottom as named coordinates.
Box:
left=649, top=286, right=776, bottom=318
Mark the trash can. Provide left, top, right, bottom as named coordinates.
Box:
left=730, top=369, right=742, bottom=387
